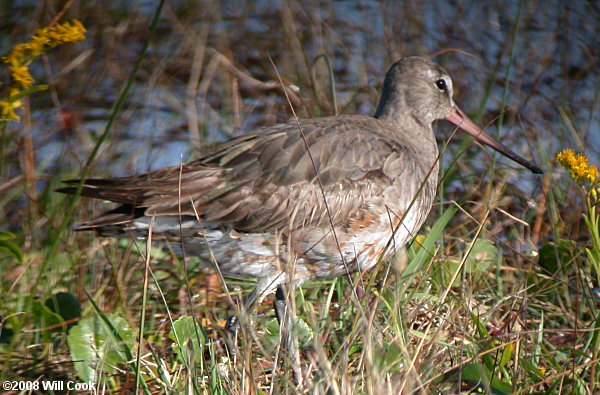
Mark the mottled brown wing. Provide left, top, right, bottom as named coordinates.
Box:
left=60, top=115, right=416, bottom=232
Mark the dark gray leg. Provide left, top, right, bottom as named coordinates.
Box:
left=224, top=287, right=261, bottom=356
left=273, top=285, right=303, bottom=387
left=224, top=276, right=281, bottom=355
left=273, top=285, right=288, bottom=326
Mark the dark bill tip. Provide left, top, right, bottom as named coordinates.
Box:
left=445, top=108, right=543, bottom=175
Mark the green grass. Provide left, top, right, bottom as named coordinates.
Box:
left=1, top=1, right=599, bottom=394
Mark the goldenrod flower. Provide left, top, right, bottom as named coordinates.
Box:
left=2, top=20, right=86, bottom=67
left=1, top=20, right=85, bottom=121
left=9, top=65, right=34, bottom=89
left=0, top=101, right=19, bottom=120
left=556, top=149, right=599, bottom=184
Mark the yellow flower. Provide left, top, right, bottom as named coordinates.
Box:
left=9, top=65, right=34, bottom=89
left=0, top=100, right=20, bottom=121
left=32, top=20, right=86, bottom=50
left=1, top=20, right=85, bottom=122
left=2, top=20, right=86, bottom=67
left=556, top=149, right=599, bottom=184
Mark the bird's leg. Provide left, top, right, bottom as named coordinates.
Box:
left=273, top=285, right=290, bottom=336
left=273, top=285, right=304, bottom=387
left=224, top=275, right=281, bottom=355
left=224, top=286, right=260, bottom=356
left=224, top=289, right=259, bottom=338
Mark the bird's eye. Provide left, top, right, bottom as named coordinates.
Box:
left=435, top=79, right=447, bottom=91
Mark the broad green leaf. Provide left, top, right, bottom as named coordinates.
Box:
left=440, top=363, right=512, bottom=395
left=0, top=326, right=13, bottom=344
left=169, top=315, right=207, bottom=361
left=465, top=238, right=497, bottom=273
left=442, top=239, right=498, bottom=286
left=45, top=292, right=81, bottom=329
left=380, top=342, right=403, bottom=372
left=67, top=314, right=134, bottom=383
left=32, top=302, right=64, bottom=333
left=265, top=316, right=313, bottom=349
left=537, top=240, right=576, bottom=275
left=461, top=363, right=512, bottom=394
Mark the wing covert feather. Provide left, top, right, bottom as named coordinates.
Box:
left=66, top=116, right=420, bottom=233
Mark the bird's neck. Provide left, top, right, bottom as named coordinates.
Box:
left=374, top=99, right=439, bottom=173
